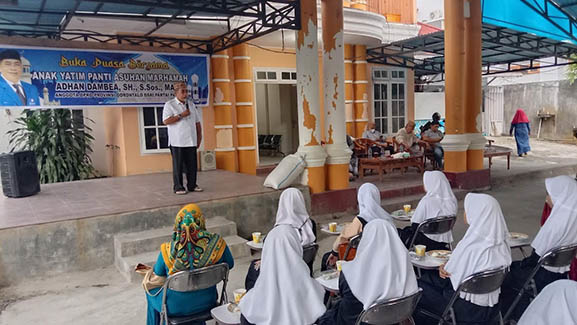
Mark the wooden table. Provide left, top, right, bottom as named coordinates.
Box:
left=484, top=144, right=512, bottom=170
left=359, top=155, right=424, bottom=180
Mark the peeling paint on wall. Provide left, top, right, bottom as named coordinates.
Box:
left=302, top=97, right=319, bottom=146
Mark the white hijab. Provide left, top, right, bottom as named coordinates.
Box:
left=518, top=280, right=577, bottom=325
left=531, top=175, right=577, bottom=273
left=274, top=188, right=316, bottom=246
left=411, top=171, right=458, bottom=243
left=239, top=225, right=326, bottom=325
left=444, top=193, right=512, bottom=307
left=342, top=219, right=419, bottom=310
left=357, top=183, right=392, bottom=223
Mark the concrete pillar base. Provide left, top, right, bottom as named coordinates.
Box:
left=326, top=164, right=349, bottom=190
left=467, top=150, right=484, bottom=170
left=297, top=145, right=327, bottom=193
left=444, top=169, right=491, bottom=190
left=325, top=143, right=352, bottom=190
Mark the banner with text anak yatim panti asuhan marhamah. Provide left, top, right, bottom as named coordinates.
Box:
left=0, top=46, right=209, bottom=108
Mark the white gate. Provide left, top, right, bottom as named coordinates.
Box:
left=483, top=86, right=504, bottom=136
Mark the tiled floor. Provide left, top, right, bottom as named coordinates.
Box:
left=0, top=170, right=273, bottom=230
left=2, top=137, right=575, bottom=230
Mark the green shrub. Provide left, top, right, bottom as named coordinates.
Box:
left=7, top=109, right=98, bottom=183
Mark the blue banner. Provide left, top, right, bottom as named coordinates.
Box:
left=0, top=46, right=210, bottom=108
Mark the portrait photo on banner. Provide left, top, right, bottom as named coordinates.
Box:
left=0, top=46, right=210, bottom=109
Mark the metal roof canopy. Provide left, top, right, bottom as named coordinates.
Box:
left=367, top=23, right=577, bottom=79
left=0, top=0, right=300, bottom=53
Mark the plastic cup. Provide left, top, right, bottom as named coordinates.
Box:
left=328, top=222, right=337, bottom=233
left=415, top=245, right=426, bottom=257
left=233, top=288, right=246, bottom=304
left=336, top=260, right=344, bottom=272
left=252, top=232, right=262, bottom=243
left=403, top=204, right=411, bottom=214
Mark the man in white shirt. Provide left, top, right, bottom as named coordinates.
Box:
left=396, top=120, right=426, bottom=154
left=361, top=122, right=383, bottom=141
left=162, top=82, right=203, bottom=195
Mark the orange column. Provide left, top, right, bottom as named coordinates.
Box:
left=345, top=44, right=355, bottom=136
left=296, top=0, right=327, bottom=194
left=232, top=44, right=257, bottom=175
left=353, top=45, right=369, bottom=138
left=441, top=0, right=469, bottom=173
left=464, top=0, right=485, bottom=170
left=211, top=50, right=237, bottom=172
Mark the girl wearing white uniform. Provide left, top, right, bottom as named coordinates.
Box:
left=517, top=280, right=577, bottom=325
left=322, top=183, right=392, bottom=270
left=244, top=188, right=317, bottom=290
left=500, top=175, right=577, bottom=320
left=415, top=193, right=512, bottom=324
left=318, top=219, right=419, bottom=325
left=239, top=225, right=326, bottom=325
left=398, top=171, right=457, bottom=251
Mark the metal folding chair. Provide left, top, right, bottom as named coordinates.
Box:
left=302, top=243, right=319, bottom=275
left=343, top=234, right=362, bottom=261
left=355, top=289, right=423, bottom=325
left=408, top=215, right=457, bottom=250
left=160, top=263, right=230, bottom=325
left=419, top=266, right=509, bottom=325
left=503, top=243, right=577, bottom=321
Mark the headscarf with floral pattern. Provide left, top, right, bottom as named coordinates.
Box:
left=161, top=204, right=226, bottom=275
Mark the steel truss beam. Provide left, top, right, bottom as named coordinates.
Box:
left=0, top=0, right=299, bottom=54
left=211, top=1, right=298, bottom=52
left=367, top=24, right=577, bottom=78
left=519, top=0, right=577, bottom=43
left=91, top=0, right=263, bottom=17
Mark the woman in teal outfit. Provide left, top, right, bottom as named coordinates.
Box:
left=145, top=204, right=234, bottom=325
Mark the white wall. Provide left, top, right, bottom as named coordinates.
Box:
left=83, top=108, right=110, bottom=177
left=0, top=109, right=24, bottom=154
left=417, top=0, right=444, bottom=23
left=256, top=84, right=269, bottom=134
left=415, top=92, right=445, bottom=120
left=0, top=108, right=109, bottom=177
left=488, top=62, right=569, bottom=86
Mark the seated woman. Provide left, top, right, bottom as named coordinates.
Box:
left=244, top=188, right=317, bottom=290
left=322, top=183, right=393, bottom=270
left=239, top=225, right=326, bottom=325
left=145, top=204, right=234, bottom=325
left=318, top=219, right=419, bottom=325
left=414, top=193, right=512, bottom=325
left=398, top=171, right=457, bottom=251
left=500, top=175, right=577, bottom=320
left=517, top=280, right=577, bottom=325
left=539, top=177, right=577, bottom=281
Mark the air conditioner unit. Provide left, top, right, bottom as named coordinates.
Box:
left=199, top=150, right=216, bottom=171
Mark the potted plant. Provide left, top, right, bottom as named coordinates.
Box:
left=7, top=109, right=98, bottom=183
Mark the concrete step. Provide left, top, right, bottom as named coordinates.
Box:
left=223, top=235, right=250, bottom=261
left=116, top=235, right=250, bottom=283
left=114, top=216, right=237, bottom=258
